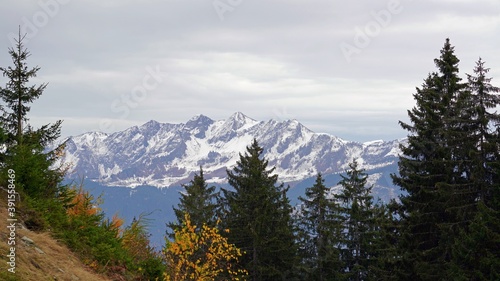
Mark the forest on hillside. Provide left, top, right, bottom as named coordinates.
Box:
left=0, top=32, right=499, bottom=280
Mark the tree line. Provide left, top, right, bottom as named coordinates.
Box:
left=1, top=32, right=498, bottom=280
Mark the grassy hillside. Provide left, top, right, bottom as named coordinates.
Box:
left=0, top=188, right=111, bottom=281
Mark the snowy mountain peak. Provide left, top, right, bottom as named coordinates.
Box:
left=187, top=114, right=213, bottom=123
left=184, top=114, right=214, bottom=138
left=71, top=131, right=108, bottom=147
left=363, top=139, right=384, bottom=147
left=86, top=131, right=108, bottom=140
left=286, top=119, right=311, bottom=132
left=224, top=112, right=258, bottom=131
left=230, top=111, right=251, bottom=121
left=139, top=120, right=161, bottom=131
left=62, top=113, right=402, bottom=188
left=185, top=114, right=214, bottom=128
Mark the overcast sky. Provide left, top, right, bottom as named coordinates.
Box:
left=1, top=0, right=499, bottom=142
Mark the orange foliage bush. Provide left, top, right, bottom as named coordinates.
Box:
left=66, top=186, right=101, bottom=217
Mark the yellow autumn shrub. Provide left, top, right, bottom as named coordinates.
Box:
left=164, top=214, right=247, bottom=281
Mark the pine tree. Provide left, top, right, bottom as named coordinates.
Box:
left=465, top=58, right=500, bottom=206
left=448, top=58, right=500, bottom=280
left=221, top=139, right=297, bottom=281
left=0, top=30, right=65, bottom=198
left=0, top=30, right=61, bottom=145
left=393, top=38, right=479, bottom=279
left=296, top=173, right=342, bottom=280
left=168, top=166, right=219, bottom=235
left=336, top=160, right=378, bottom=281
left=166, top=167, right=220, bottom=273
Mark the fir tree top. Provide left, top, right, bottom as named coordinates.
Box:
left=0, top=29, right=47, bottom=145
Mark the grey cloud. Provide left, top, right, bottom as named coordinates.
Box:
left=1, top=0, right=499, bottom=141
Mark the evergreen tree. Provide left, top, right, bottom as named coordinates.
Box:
left=448, top=58, right=500, bottom=280
left=168, top=166, right=218, bottom=235
left=449, top=201, right=500, bottom=281
left=296, top=173, right=342, bottom=280
left=0, top=30, right=65, bottom=198
left=0, top=30, right=61, bottom=145
left=368, top=199, right=402, bottom=281
left=336, top=160, right=378, bottom=281
left=393, top=39, right=487, bottom=279
left=465, top=58, right=500, bottom=206
left=221, top=139, right=297, bottom=281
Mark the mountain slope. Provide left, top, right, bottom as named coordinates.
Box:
left=60, top=112, right=403, bottom=188
left=0, top=189, right=111, bottom=281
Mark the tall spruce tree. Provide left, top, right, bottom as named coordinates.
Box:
left=393, top=38, right=475, bottom=280
left=221, top=139, right=297, bottom=281
left=0, top=31, right=64, bottom=198
left=296, top=173, right=342, bottom=280
left=336, top=160, right=378, bottom=281
left=448, top=58, right=500, bottom=280
left=168, top=166, right=219, bottom=235
left=465, top=58, right=500, bottom=206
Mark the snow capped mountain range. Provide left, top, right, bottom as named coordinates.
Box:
left=60, top=112, right=404, bottom=188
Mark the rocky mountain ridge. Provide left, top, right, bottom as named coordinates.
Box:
left=60, top=112, right=404, bottom=188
